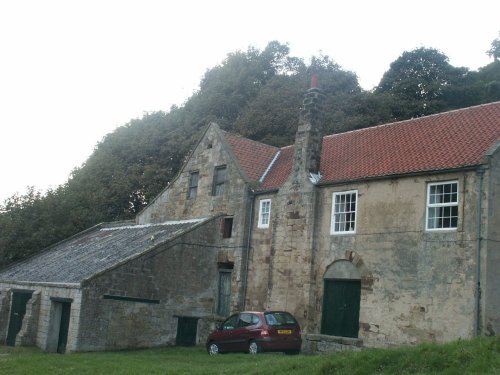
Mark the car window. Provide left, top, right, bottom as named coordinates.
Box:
left=222, top=314, right=238, bottom=330
left=251, top=314, right=260, bottom=325
left=264, top=312, right=297, bottom=326
left=238, top=313, right=260, bottom=327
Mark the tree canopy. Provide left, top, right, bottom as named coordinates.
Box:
left=1, top=40, right=500, bottom=266
left=487, top=33, right=500, bottom=61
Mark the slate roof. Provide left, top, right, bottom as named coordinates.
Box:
left=0, top=218, right=208, bottom=285
left=226, top=102, right=500, bottom=189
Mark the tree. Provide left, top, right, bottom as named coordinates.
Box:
left=487, top=33, right=500, bottom=61
left=0, top=187, right=78, bottom=266
left=376, top=47, right=472, bottom=119
left=3, top=40, right=500, bottom=267
left=235, top=74, right=303, bottom=146
left=475, top=61, right=500, bottom=102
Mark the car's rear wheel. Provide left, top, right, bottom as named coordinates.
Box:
left=208, top=342, right=220, bottom=355
left=248, top=340, right=260, bottom=354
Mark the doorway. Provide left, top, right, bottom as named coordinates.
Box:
left=321, top=279, right=361, bottom=337
left=47, top=298, right=72, bottom=353
left=321, top=260, right=361, bottom=338
left=175, top=317, right=199, bottom=346
left=6, top=290, right=33, bottom=346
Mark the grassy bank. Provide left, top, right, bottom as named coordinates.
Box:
left=0, top=337, right=498, bottom=375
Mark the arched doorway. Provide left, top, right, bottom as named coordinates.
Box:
left=321, top=260, right=361, bottom=338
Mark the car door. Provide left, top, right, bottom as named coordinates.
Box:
left=231, top=313, right=257, bottom=351
left=215, top=314, right=239, bottom=352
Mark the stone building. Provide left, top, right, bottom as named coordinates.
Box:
left=0, top=88, right=499, bottom=352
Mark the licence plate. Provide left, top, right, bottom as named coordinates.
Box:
left=277, top=329, right=292, bottom=334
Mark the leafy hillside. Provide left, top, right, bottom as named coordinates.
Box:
left=1, top=41, right=500, bottom=266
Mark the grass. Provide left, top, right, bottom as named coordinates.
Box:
left=0, top=337, right=498, bottom=375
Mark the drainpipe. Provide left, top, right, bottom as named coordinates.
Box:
left=474, top=167, right=485, bottom=337
left=241, top=190, right=255, bottom=310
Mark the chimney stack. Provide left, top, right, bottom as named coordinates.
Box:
left=293, top=75, right=325, bottom=177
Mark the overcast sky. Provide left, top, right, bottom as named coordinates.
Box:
left=1, top=0, right=499, bottom=203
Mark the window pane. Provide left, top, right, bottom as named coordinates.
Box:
left=188, top=172, right=199, bottom=199
left=222, top=218, right=233, bottom=238
left=427, top=182, right=458, bottom=230
left=259, top=200, right=271, bottom=228
left=215, top=184, right=224, bottom=196
left=212, top=166, right=226, bottom=196
left=332, top=191, right=357, bottom=233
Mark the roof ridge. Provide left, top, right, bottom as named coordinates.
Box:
left=101, top=218, right=207, bottom=231
left=222, top=130, right=280, bottom=151
left=259, top=150, right=281, bottom=183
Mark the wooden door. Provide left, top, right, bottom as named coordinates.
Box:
left=321, top=279, right=360, bottom=338
left=217, top=271, right=231, bottom=316
left=6, top=291, right=33, bottom=346
left=176, top=317, right=198, bottom=346
left=57, top=302, right=71, bottom=353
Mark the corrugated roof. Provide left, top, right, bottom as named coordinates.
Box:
left=223, top=131, right=279, bottom=181
left=0, top=219, right=208, bottom=284
left=257, top=101, right=500, bottom=188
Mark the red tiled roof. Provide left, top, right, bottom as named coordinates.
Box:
left=319, top=101, right=500, bottom=183
left=223, top=132, right=279, bottom=181
left=260, top=145, right=295, bottom=190
left=252, top=102, right=500, bottom=189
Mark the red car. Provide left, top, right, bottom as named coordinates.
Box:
left=206, top=311, right=302, bottom=355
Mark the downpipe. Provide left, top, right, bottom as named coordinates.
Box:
left=474, top=167, right=485, bottom=337
left=242, top=190, right=255, bottom=310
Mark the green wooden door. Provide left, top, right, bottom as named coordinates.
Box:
left=176, top=317, right=198, bottom=346
left=321, top=279, right=360, bottom=338
left=6, top=291, right=33, bottom=346
left=57, top=302, right=71, bottom=353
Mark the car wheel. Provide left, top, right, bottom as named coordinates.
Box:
left=208, top=342, right=220, bottom=355
left=248, top=340, right=260, bottom=354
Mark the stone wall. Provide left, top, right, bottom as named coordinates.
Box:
left=246, top=170, right=487, bottom=348
left=247, top=86, right=324, bottom=324
left=0, top=283, right=82, bottom=352
left=136, top=123, right=253, bottom=315
left=245, top=193, right=276, bottom=311
left=484, top=144, right=500, bottom=336
left=312, top=171, right=480, bottom=347
left=16, top=291, right=40, bottom=346
left=302, top=334, right=363, bottom=354
left=0, top=289, right=11, bottom=343
left=137, top=124, right=251, bottom=228
left=77, top=216, right=242, bottom=351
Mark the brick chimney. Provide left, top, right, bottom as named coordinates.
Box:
left=293, top=75, right=325, bottom=177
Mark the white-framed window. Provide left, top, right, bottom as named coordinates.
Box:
left=258, top=199, right=271, bottom=228
left=331, top=190, right=357, bottom=234
left=426, top=181, right=458, bottom=230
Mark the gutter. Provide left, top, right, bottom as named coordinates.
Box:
left=474, top=166, right=485, bottom=336
left=317, top=166, right=479, bottom=188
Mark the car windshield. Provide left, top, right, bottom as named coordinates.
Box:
left=264, top=312, right=297, bottom=326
